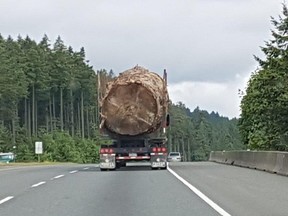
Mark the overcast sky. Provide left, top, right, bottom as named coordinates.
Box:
left=0, top=0, right=283, bottom=118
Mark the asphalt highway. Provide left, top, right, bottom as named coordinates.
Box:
left=0, top=162, right=287, bottom=216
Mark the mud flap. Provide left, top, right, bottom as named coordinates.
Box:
left=100, top=154, right=116, bottom=169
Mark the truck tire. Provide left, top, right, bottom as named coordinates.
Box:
left=116, top=163, right=121, bottom=169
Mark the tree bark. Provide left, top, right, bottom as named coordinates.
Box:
left=11, top=109, right=16, bottom=145
left=187, top=139, right=191, bottom=162
left=28, top=99, right=31, bottom=137
left=35, top=98, right=38, bottom=137
left=86, top=108, right=90, bottom=138
left=177, top=139, right=180, bottom=153
left=46, top=106, right=49, bottom=132
left=12, top=119, right=15, bottom=145
left=60, top=87, right=64, bottom=131
left=95, top=106, right=98, bottom=128
left=65, top=105, right=69, bottom=132
left=77, top=102, right=81, bottom=136
left=24, top=98, right=27, bottom=136
left=32, top=84, right=35, bottom=135
left=81, top=91, right=84, bottom=139
left=181, top=138, right=185, bottom=162
left=49, top=96, right=53, bottom=132
left=70, top=89, right=74, bottom=137
left=52, top=94, right=56, bottom=130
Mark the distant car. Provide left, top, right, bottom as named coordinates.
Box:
left=0, top=152, right=15, bottom=163
left=167, top=152, right=181, bottom=162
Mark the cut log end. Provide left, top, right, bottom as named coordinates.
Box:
left=100, top=66, right=168, bottom=136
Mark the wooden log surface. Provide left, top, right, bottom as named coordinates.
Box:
left=100, top=66, right=168, bottom=136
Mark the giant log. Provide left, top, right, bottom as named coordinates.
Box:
left=100, top=66, right=169, bottom=137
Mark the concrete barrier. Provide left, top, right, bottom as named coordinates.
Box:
left=273, top=152, right=288, bottom=176
left=209, top=150, right=288, bottom=176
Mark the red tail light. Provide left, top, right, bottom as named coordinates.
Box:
left=100, top=148, right=114, bottom=154
left=109, top=148, right=114, bottom=153
left=152, top=147, right=167, bottom=153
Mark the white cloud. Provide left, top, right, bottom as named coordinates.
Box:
left=168, top=72, right=251, bottom=118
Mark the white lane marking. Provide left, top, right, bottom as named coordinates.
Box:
left=31, top=181, right=46, bottom=188
left=0, top=196, right=14, bottom=205
left=69, top=170, right=78, bottom=174
left=83, top=167, right=89, bottom=170
left=167, top=164, right=231, bottom=216
left=53, top=174, right=64, bottom=179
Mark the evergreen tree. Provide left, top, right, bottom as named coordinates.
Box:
left=239, top=3, right=288, bottom=150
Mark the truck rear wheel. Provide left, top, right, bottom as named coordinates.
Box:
left=116, top=163, right=120, bottom=169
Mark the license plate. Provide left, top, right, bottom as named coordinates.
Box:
left=152, top=162, right=165, bottom=167
left=129, top=153, right=137, bottom=157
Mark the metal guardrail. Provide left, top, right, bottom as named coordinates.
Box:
left=209, top=150, right=288, bottom=176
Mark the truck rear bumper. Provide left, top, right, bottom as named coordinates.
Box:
left=116, top=156, right=150, bottom=160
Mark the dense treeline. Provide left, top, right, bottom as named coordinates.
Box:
left=168, top=103, right=243, bottom=161
left=0, top=34, right=113, bottom=162
left=239, top=4, right=288, bottom=151
left=0, top=34, right=242, bottom=162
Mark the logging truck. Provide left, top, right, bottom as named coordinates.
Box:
left=99, top=66, right=170, bottom=170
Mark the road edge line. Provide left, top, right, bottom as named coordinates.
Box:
left=167, top=164, right=231, bottom=216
